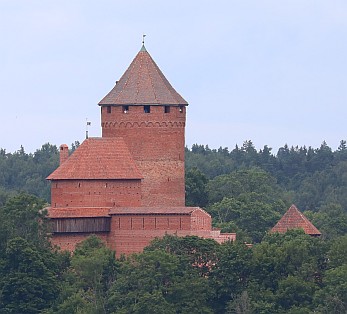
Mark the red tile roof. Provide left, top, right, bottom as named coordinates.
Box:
left=47, top=137, right=142, bottom=180
left=109, top=206, right=209, bottom=216
left=47, top=206, right=210, bottom=218
left=47, top=207, right=111, bottom=218
left=271, top=204, right=321, bottom=236
left=98, top=45, right=188, bottom=106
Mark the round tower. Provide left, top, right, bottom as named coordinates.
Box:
left=98, top=45, right=188, bottom=207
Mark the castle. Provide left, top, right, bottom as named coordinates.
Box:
left=46, top=44, right=236, bottom=256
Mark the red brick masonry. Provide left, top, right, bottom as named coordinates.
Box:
left=49, top=207, right=236, bottom=256
left=47, top=45, right=236, bottom=255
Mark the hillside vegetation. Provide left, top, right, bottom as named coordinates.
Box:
left=0, top=140, right=346, bottom=313
left=185, top=140, right=347, bottom=241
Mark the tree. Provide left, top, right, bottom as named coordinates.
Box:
left=226, top=291, right=252, bottom=314
left=0, top=238, right=58, bottom=313
left=209, top=242, right=252, bottom=313
left=107, top=249, right=213, bottom=313
left=207, top=167, right=284, bottom=205
left=0, top=143, right=59, bottom=202
left=314, top=264, right=347, bottom=313
left=185, top=167, right=209, bottom=207
left=146, top=235, right=219, bottom=277
left=248, top=230, right=328, bottom=312
left=209, top=196, right=282, bottom=242
left=0, top=193, right=48, bottom=248
left=52, top=235, right=117, bottom=314
left=276, top=276, right=315, bottom=311
left=305, top=204, right=347, bottom=239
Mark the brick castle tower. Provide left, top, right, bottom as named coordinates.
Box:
left=99, top=44, right=187, bottom=207
left=46, top=44, right=235, bottom=255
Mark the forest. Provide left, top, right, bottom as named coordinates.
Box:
left=0, top=140, right=346, bottom=313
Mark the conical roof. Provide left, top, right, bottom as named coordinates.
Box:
left=98, top=45, right=188, bottom=106
left=271, top=204, right=321, bottom=236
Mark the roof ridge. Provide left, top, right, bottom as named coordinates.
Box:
left=148, top=52, right=185, bottom=104
left=147, top=53, right=158, bottom=103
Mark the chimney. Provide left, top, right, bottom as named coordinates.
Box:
left=59, top=144, right=69, bottom=165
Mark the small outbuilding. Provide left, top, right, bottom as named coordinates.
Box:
left=271, top=204, right=321, bottom=236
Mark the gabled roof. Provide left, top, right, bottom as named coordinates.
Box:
left=271, top=204, right=321, bottom=236
left=47, top=137, right=143, bottom=180
left=98, top=45, right=188, bottom=106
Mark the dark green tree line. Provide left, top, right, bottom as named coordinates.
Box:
left=185, top=140, right=347, bottom=241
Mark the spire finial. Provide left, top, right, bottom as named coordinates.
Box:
left=140, top=34, right=147, bottom=52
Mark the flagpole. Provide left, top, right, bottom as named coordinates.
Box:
left=86, top=119, right=91, bottom=139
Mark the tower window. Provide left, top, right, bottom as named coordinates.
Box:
left=122, top=105, right=129, bottom=113
left=144, top=105, right=150, bottom=113
left=164, top=106, right=170, bottom=113
left=179, top=106, right=184, bottom=113
left=107, top=106, right=111, bottom=113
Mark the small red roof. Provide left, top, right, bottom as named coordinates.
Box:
left=98, top=45, right=188, bottom=106
left=47, top=137, right=142, bottom=180
left=47, top=207, right=111, bottom=218
left=271, top=204, right=321, bottom=236
left=109, top=206, right=209, bottom=216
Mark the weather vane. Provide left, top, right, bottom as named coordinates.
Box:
left=142, top=34, right=146, bottom=45
left=86, top=118, right=91, bottom=139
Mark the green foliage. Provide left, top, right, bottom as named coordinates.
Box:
left=51, top=235, right=117, bottom=314
left=207, top=167, right=282, bottom=204
left=107, top=244, right=213, bottom=314
left=0, top=143, right=59, bottom=202
left=205, top=168, right=286, bottom=242
left=314, top=264, right=347, bottom=313
left=209, top=196, right=282, bottom=242
left=0, top=238, right=59, bottom=313
left=0, top=193, right=48, bottom=247
left=327, top=234, right=347, bottom=268
left=311, top=235, right=347, bottom=313
left=185, top=144, right=236, bottom=178
left=185, top=140, right=347, bottom=242
left=146, top=235, right=219, bottom=277
left=72, top=235, right=117, bottom=293
left=305, top=204, right=347, bottom=239
left=0, top=194, right=69, bottom=313
left=185, top=167, right=208, bottom=207
left=226, top=291, right=252, bottom=314
left=248, top=231, right=329, bottom=313
left=209, top=242, right=252, bottom=313
left=276, top=276, right=316, bottom=310
left=50, top=290, right=96, bottom=314
left=0, top=140, right=347, bottom=312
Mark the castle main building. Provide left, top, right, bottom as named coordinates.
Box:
left=47, top=44, right=235, bottom=256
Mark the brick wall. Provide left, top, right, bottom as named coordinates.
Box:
left=107, top=211, right=213, bottom=256
left=51, top=179, right=141, bottom=208
left=101, top=105, right=186, bottom=207
left=108, top=214, right=191, bottom=256
left=50, top=232, right=109, bottom=251
left=191, top=209, right=212, bottom=231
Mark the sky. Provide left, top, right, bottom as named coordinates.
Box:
left=1, top=1, right=346, bottom=154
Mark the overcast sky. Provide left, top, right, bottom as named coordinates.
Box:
left=1, top=1, right=346, bottom=154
